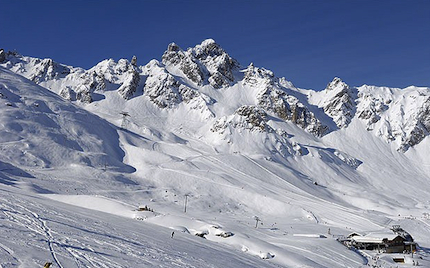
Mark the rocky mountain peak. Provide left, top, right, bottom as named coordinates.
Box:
left=326, top=77, right=348, bottom=91
left=2, top=40, right=430, bottom=153
left=70, top=57, right=141, bottom=102
left=131, top=55, right=138, bottom=66
left=191, top=39, right=240, bottom=88
left=318, top=77, right=356, bottom=129
left=0, top=49, right=6, bottom=63
left=162, top=42, right=205, bottom=85
left=2, top=50, right=72, bottom=83
left=162, top=39, right=240, bottom=89
left=192, top=39, right=224, bottom=59
left=142, top=59, right=213, bottom=113
left=355, top=86, right=430, bottom=152
left=167, top=42, right=181, bottom=52
left=243, top=63, right=275, bottom=86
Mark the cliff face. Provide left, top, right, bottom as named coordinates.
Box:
left=162, top=39, right=239, bottom=89
left=356, top=85, right=430, bottom=151
left=317, top=77, right=356, bottom=129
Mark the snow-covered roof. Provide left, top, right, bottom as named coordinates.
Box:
left=352, top=232, right=402, bottom=244
left=347, top=232, right=363, bottom=238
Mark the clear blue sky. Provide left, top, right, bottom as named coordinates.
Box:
left=2, top=0, right=429, bottom=90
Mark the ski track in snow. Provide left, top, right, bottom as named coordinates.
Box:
left=209, top=154, right=385, bottom=230
left=0, top=242, right=20, bottom=267
left=35, top=213, right=64, bottom=268
left=1, top=199, right=63, bottom=267
left=1, top=188, right=284, bottom=268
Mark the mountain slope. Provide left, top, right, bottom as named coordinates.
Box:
left=1, top=41, right=430, bottom=268
left=0, top=67, right=130, bottom=169
left=3, top=42, right=430, bottom=152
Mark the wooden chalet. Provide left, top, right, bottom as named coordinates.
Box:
left=350, top=231, right=416, bottom=253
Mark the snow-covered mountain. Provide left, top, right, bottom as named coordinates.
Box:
left=3, top=42, right=430, bottom=152
left=1, top=41, right=430, bottom=268
left=307, top=77, right=430, bottom=152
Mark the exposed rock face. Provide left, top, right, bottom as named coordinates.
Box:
left=243, top=63, right=275, bottom=86
left=0, top=53, right=72, bottom=83
left=402, top=126, right=426, bottom=152
left=191, top=39, right=239, bottom=88
left=59, top=86, right=76, bottom=101
left=118, top=68, right=140, bottom=100
left=0, top=52, right=139, bottom=103
left=162, top=43, right=205, bottom=85
left=211, top=105, right=304, bottom=157
left=356, top=85, right=430, bottom=151
left=400, top=96, right=430, bottom=151
left=75, top=85, right=93, bottom=103
left=143, top=61, right=183, bottom=108
left=244, top=64, right=328, bottom=137
left=117, top=56, right=141, bottom=100
left=333, top=150, right=362, bottom=169
left=211, top=105, right=272, bottom=134
left=0, top=51, right=76, bottom=86
left=80, top=70, right=107, bottom=92
left=71, top=58, right=141, bottom=102
left=131, top=55, right=138, bottom=66
left=0, top=49, right=6, bottom=63
left=356, top=91, right=390, bottom=130
left=28, top=58, right=71, bottom=83
left=258, top=87, right=328, bottom=137
left=234, top=105, right=271, bottom=132
left=162, top=39, right=239, bottom=88
left=419, top=97, right=430, bottom=132
left=142, top=60, right=213, bottom=113
left=319, top=77, right=356, bottom=129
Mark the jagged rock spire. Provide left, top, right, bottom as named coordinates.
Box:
left=321, top=77, right=356, bottom=129
left=162, top=39, right=240, bottom=89
left=131, top=55, right=137, bottom=66
left=0, top=49, right=5, bottom=63
left=326, top=77, right=348, bottom=91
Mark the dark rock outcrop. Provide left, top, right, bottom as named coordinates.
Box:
left=211, top=105, right=272, bottom=134
left=320, top=77, right=356, bottom=129
left=162, top=39, right=239, bottom=89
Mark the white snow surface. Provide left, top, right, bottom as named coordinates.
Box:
left=1, top=41, right=430, bottom=268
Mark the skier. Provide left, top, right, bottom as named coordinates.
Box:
left=171, top=231, right=175, bottom=238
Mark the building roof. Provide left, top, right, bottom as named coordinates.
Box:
left=352, top=232, right=402, bottom=244
left=347, top=232, right=363, bottom=238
